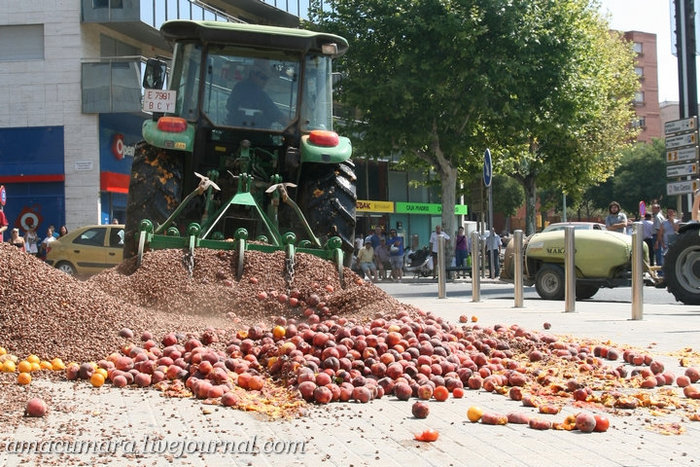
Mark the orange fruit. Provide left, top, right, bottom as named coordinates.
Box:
left=17, top=360, right=32, bottom=373
left=26, top=354, right=40, bottom=364
left=40, top=361, right=53, bottom=370
left=2, top=360, right=16, bottom=373
left=30, top=362, right=41, bottom=372
left=471, top=315, right=478, bottom=323
left=272, top=326, right=286, bottom=339
left=0, top=347, right=7, bottom=356
left=94, top=368, right=108, bottom=380
left=50, top=358, right=65, bottom=371
left=90, top=372, right=105, bottom=387
left=467, top=406, right=484, bottom=423
left=17, top=372, right=32, bottom=385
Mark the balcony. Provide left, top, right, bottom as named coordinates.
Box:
left=82, top=57, right=145, bottom=114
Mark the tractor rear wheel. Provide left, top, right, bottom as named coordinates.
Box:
left=297, top=161, right=357, bottom=264
left=664, top=228, right=700, bottom=305
left=123, top=142, right=184, bottom=259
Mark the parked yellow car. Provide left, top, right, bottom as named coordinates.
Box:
left=45, top=224, right=124, bottom=277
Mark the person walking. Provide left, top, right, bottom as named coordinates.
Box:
left=387, top=229, right=404, bottom=282
left=657, top=207, right=680, bottom=260
left=484, top=230, right=501, bottom=278
left=0, top=204, right=7, bottom=242
left=651, top=202, right=666, bottom=268
left=454, top=226, right=468, bottom=278
left=373, top=238, right=391, bottom=280
left=642, top=213, right=655, bottom=266
left=9, top=228, right=25, bottom=251
left=429, top=225, right=450, bottom=279
left=605, top=201, right=629, bottom=233
left=24, top=223, right=39, bottom=256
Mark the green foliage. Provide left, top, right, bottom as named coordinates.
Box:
left=493, top=175, right=524, bottom=218
left=584, top=139, right=668, bottom=214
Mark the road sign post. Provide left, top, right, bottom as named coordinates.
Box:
left=665, top=117, right=699, bottom=213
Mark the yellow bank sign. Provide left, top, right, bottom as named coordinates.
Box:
left=356, top=200, right=394, bottom=212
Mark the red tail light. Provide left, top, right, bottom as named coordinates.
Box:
left=309, top=130, right=339, bottom=147
left=157, top=116, right=187, bottom=133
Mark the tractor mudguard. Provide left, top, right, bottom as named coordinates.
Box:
left=142, top=119, right=195, bottom=153
left=300, top=134, right=352, bottom=164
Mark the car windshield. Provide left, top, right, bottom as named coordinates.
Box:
left=543, top=223, right=603, bottom=232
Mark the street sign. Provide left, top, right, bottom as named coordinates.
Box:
left=665, top=116, right=698, bottom=135
left=667, top=146, right=699, bottom=163
left=0, top=185, right=5, bottom=206
left=639, top=201, right=646, bottom=217
left=667, top=179, right=700, bottom=196
left=666, top=162, right=698, bottom=177
left=483, top=149, right=492, bottom=187
left=666, top=132, right=698, bottom=150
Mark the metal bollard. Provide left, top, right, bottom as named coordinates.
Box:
left=564, top=226, right=575, bottom=312
left=513, top=230, right=524, bottom=308
left=437, top=235, right=446, bottom=299
left=631, top=222, right=643, bottom=320
left=471, top=231, right=480, bottom=302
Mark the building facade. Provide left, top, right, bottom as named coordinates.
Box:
left=0, top=0, right=297, bottom=236
left=624, top=30, right=662, bottom=142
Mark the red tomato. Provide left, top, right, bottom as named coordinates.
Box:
left=594, top=414, right=610, bottom=432
left=414, top=429, right=439, bottom=442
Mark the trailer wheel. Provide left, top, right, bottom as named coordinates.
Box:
left=123, top=142, right=184, bottom=259
left=535, top=264, right=565, bottom=300
left=664, top=229, right=700, bottom=305
left=297, top=161, right=357, bottom=265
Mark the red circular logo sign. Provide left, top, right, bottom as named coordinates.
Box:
left=112, top=134, right=125, bottom=160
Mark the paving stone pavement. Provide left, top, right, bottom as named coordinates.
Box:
left=5, top=281, right=700, bottom=466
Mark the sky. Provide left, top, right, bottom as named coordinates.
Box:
left=599, top=0, right=679, bottom=102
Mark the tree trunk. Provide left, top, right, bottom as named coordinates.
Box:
left=523, top=175, right=537, bottom=235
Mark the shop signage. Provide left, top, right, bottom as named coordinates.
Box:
left=395, top=202, right=468, bottom=215
left=356, top=200, right=394, bottom=212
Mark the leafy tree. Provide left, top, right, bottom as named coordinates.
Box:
left=585, top=138, right=668, bottom=214
left=308, top=0, right=639, bottom=260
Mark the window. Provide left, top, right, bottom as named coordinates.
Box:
left=633, top=42, right=643, bottom=54
left=0, top=24, right=44, bottom=61
left=109, top=228, right=124, bottom=247
left=74, top=228, right=106, bottom=247
left=634, top=91, right=645, bottom=104
left=635, top=67, right=644, bottom=77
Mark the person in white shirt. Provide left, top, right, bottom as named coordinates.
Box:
left=484, top=230, right=501, bottom=278
left=429, top=225, right=450, bottom=278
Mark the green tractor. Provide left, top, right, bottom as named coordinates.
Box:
left=124, top=20, right=356, bottom=280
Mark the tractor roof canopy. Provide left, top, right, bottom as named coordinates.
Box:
left=160, top=20, right=348, bottom=58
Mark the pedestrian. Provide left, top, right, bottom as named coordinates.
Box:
left=368, top=226, right=385, bottom=250
left=605, top=201, right=629, bottom=233
left=484, top=230, right=501, bottom=278
left=57, top=225, right=68, bottom=238
left=387, top=229, right=404, bottom=282
left=374, top=238, right=391, bottom=280
left=39, top=226, right=55, bottom=260
left=651, top=202, right=666, bottom=267
left=24, top=222, right=39, bottom=256
left=657, top=207, right=680, bottom=259
left=0, top=204, right=7, bottom=242
left=642, top=213, right=655, bottom=266
left=455, top=226, right=468, bottom=278
left=429, top=225, right=450, bottom=278
left=357, top=240, right=378, bottom=282
left=9, top=228, right=25, bottom=251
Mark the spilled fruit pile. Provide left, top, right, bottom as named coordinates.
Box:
left=3, top=243, right=700, bottom=432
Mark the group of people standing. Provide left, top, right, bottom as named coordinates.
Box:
left=355, top=226, right=405, bottom=282
left=605, top=200, right=678, bottom=271
left=0, top=206, right=68, bottom=260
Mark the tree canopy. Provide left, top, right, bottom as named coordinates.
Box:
left=309, top=0, right=640, bottom=242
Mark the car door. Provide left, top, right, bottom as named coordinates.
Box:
left=107, top=226, right=125, bottom=267
left=71, top=227, right=109, bottom=276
